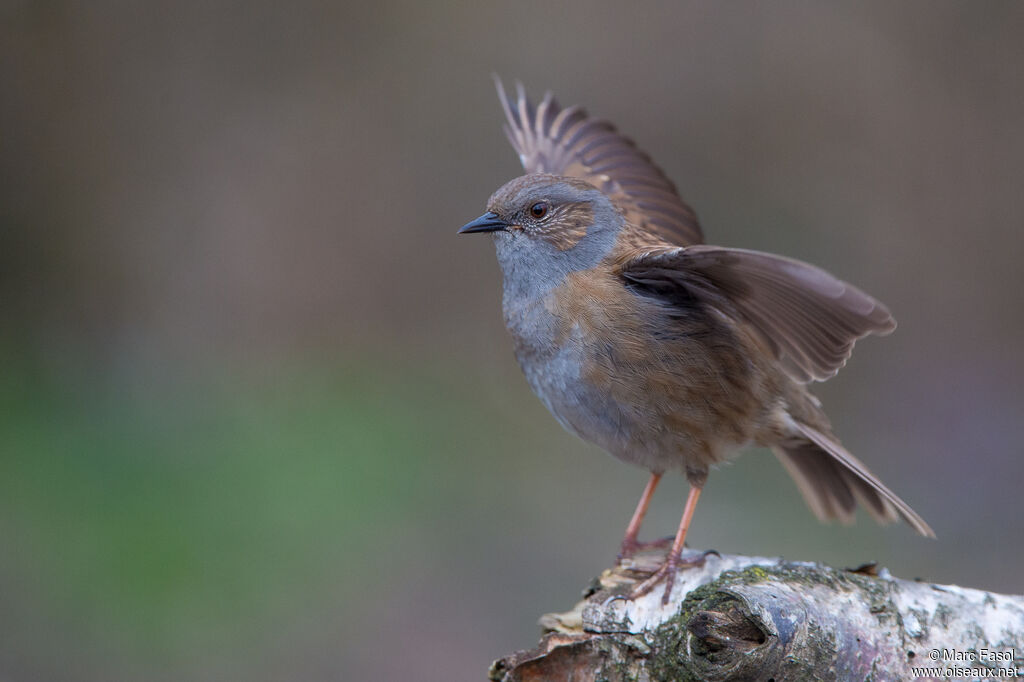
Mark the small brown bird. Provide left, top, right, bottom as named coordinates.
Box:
left=460, top=80, right=933, bottom=604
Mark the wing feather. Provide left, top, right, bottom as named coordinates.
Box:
left=619, top=245, right=896, bottom=383
left=494, top=76, right=703, bottom=246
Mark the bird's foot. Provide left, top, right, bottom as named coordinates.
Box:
left=629, top=549, right=719, bottom=605
left=617, top=535, right=674, bottom=562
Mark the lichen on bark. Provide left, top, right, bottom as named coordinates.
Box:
left=490, top=552, right=1024, bottom=681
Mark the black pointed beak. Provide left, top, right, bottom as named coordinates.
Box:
left=458, top=211, right=508, bottom=234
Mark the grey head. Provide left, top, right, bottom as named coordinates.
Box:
left=459, top=173, right=624, bottom=301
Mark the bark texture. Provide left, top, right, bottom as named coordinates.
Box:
left=489, top=551, right=1024, bottom=681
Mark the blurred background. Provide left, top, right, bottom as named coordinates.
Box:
left=2, top=1, right=1022, bottom=679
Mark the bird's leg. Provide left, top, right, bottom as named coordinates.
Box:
left=618, top=472, right=664, bottom=561
left=630, top=483, right=705, bottom=605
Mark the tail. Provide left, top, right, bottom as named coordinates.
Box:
left=772, top=421, right=935, bottom=538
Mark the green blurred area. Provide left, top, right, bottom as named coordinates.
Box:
left=0, top=356, right=510, bottom=678
left=2, top=362, right=402, bottom=669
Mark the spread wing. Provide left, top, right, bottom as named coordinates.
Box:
left=495, top=78, right=703, bottom=246
left=619, top=246, right=896, bottom=383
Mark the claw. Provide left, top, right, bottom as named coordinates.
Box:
left=629, top=550, right=709, bottom=604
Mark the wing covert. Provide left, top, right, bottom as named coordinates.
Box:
left=619, top=245, right=896, bottom=383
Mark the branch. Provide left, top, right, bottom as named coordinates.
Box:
left=489, top=551, right=1024, bottom=681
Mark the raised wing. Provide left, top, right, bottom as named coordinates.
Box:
left=619, top=245, right=896, bottom=383
left=495, top=78, right=703, bottom=246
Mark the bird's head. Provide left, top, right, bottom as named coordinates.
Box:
left=459, top=174, right=623, bottom=292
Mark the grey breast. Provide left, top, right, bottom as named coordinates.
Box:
left=508, top=292, right=632, bottom=448
left=491, top=224, right=625, bottom=443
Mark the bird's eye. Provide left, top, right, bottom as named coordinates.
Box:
left=530, top=202, right=549, bottom=219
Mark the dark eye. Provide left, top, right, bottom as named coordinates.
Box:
left=529, top=202, right=549, bottom=219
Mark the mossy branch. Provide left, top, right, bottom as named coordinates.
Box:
left=489, top=552, right=1024, bottom=681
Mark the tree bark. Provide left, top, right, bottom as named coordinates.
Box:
left=489, top=551, right=1024, bottom=681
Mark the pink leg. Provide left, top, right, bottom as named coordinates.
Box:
left=631, top=484, right=706, bottom=605
left=618, top=473, right=663, bottom=561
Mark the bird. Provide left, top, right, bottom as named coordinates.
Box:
left=458, top=79, right=934, bottom=604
